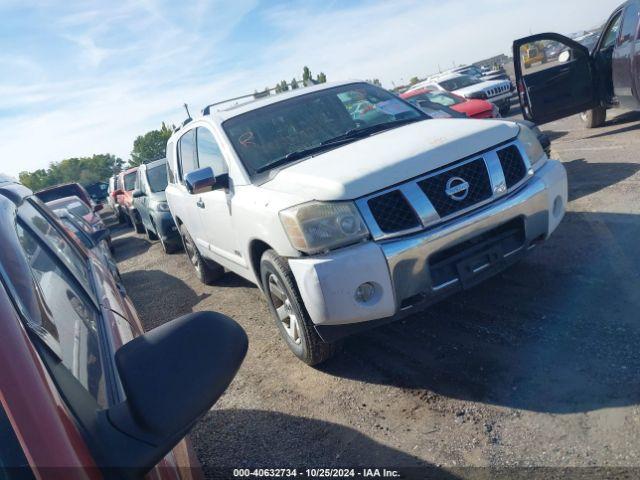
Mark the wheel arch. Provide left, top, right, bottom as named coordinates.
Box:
left=248, top=239, right=274, bottom=290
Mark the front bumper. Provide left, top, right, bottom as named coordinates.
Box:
left=289, top=160, right=567, bottom=338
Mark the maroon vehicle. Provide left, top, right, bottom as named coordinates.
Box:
left=113, top=167, right=144, bottom=232
left=514, top=0, right=640, bottom=127
left=0, top=176, right=247, bottom=478
left=35, top=182, right=102, bottom=213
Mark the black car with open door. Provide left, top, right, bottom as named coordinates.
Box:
left=513, top=0, right=640, bottom=128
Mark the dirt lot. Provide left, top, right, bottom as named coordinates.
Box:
left=112, top=108, right=640, bottom=477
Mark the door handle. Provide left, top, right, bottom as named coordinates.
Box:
left=197, top=199, right=205, bottom=209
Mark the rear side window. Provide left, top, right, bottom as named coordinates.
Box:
left=16, top=221, right=107, bottom=408
left=619, top=4, right=639, bottom=45
left=178, top=130, right=197, bottom=180
left=196, top=127, right=228, bottom=176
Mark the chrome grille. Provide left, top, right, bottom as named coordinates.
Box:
left=497, top=145, right=527, bottom=188
left=417, top=158, right=492, bottom=218
left=356, top=140, right=532, bottom=241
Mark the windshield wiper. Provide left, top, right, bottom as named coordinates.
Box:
left=254, top=117, right=424, bottom=174
left=320, top=117, right=424, bottom=146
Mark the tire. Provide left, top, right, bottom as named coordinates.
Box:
left=260, top=249, right=340, bottom=365
left=580, top=107, right=606, bottom=128
left=180, top=224, right=224, bottom=284
left=131, top=212, right=145, bottom=234
left=146, top=222, right=159, bottom=241
left=499, top=102, right=511, bottom=116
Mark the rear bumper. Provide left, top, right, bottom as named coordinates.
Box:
left=289, top=160, right=567, bottom=339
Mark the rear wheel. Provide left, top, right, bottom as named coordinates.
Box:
left=145, top=222, right=159, bottom=241
left=180, top=224, right=224, bottom=284
left=260, top=249, right=340, bottom=365
left=580, top=107, right=606, bottom=128
left=131, top=211, right=145, bottom=234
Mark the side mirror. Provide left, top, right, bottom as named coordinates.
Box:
left=185, top=167, right=216, bottom=194
left=103, top=312, right=247, bottom=475
left=558, top=50, right=571, bottom=63
left=93, top=203, right=104, bottom=212
left=132, top=189, right=145, bottom=198
left=91, top=227, right=110, bottom=245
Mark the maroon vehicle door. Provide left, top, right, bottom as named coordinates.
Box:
left=613, top=1, right=640, bottom=108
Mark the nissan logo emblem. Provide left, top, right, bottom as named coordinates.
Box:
left=445, top=176, right=470, bottom=201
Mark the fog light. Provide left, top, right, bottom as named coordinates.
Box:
left=355, top=282, right=375, bottom=303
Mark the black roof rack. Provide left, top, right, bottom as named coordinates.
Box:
left=202, top=79, right=304, bottom=115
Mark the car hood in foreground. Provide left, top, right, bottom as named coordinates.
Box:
left=261, top=119, right=519, bottom=201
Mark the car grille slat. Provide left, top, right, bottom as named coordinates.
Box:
left=417, top=158, right=492, bottom=218
left=497, top=145, right=527, bottom=188
left=367, top=190, right=420, bottom=233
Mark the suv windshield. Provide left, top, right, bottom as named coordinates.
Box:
left=438, top=75, right=480, bottom=91
left=223, top=83, right=424, bottom=175
left=147, top=163, right=168, bottom=193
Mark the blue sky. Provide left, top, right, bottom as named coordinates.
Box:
left=0, top=0, right=620, bottom=177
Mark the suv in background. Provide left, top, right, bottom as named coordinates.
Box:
left=0, top=176, right=247, bottom=477
left=133, top=158, right=181, bottom=253
left=165, top=80, right=567, bottom=365
left=514, top=0, right=640, bottom=127
left=114, top=166, right=144, bottom=232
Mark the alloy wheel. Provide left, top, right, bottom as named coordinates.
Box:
left=267, top=273, right=301, bottom=345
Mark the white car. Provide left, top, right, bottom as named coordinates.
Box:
left=165, top=80, right=567, bottom=365
left=412, top=73, right=513, bottom=115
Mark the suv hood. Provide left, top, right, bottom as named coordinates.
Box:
left=261, top=119, right=518, bottom=201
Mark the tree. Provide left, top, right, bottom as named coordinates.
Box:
left=291, top=78, right=299, bottom=89
left=129, top=122, right=174, bottom=166
left=316, top=72, right=327, bottom=83
left=367, top=78, right=382, bottom=86
left=302, top=66, right=312, bottom=85
left=280, top=80, right=289, bottom=91
left=275, top=83, right=283, bottom=93
left=409, top=76, right=420, bottom=85
left=19, top=153, right=124, bottom=191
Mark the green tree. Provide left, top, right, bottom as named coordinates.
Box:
left=19, top=153, right=124, bottom=191
left=409, top=76, right=420, bottom=85
left=302, top=66, right=312, bottom=85
left=130, top=122, right=174, bottom=166
left=280, top=80, right=289, bottom=91
left=275, top=83, right=283, bottom=93
left=367, top=78, right=382, bottom=86
left=316, top=72, right=327, bottom=83
left=291, top=78, right=299, bottom=89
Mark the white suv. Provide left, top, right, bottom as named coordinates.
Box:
left=165, top=81, right=567, bottom=365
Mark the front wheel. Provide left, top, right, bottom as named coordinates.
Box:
left=260, top=250, right=340, bottom=365
left=580, top=107, right=606, bottom=128
left=180, top=224, right=224, bottom=284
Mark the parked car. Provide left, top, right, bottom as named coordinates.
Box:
left=411, top=73, right=513, bottom=115
left=400, top=87, right=499, bottom=119
left=52, top=208, right=118, bottom=276
left=514, top=0, right=640, bottom=127
left=113, top=166, right=144, bottom=232
left=132, top=158, right=182, bottom=253
left=0, top=176, right=248, bottom=477
left=46, top=195, right=112, bottom=252
left=165, top=80, right=567, bottom=365
left=84, top=180, right=109, bottom=205
left=107, top=174, right=119, bottom=212
left=35, top=182, right=98, bottom=212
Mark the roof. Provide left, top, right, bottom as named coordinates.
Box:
left=205, top=80, right=365, bottom=122
left=144, top=158, right=167, bottom=169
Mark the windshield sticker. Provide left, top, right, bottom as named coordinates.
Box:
left=374, top=100, right=414, bottom=116
left=239, top=131, right=255, bottom=147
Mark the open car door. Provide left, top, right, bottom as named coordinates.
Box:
left=513, top=33, right=599, bottom=124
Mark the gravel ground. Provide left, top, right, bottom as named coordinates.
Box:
left=112, top=107, right=640, bottom=478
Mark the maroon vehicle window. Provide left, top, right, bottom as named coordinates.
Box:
left=15, top=220, right=108, bottom=407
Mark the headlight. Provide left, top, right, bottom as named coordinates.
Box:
left=517, top=124, right=546, bottom=169
left=155, top=202, right=171, bottom=212
left=279, top=201, right=369, bottom=254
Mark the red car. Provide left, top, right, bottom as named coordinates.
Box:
left=401, top=87, right=498, bottom=119
left=0, top=176, right=247, bottom=478
left=112, top=167, right=144, bottom=232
